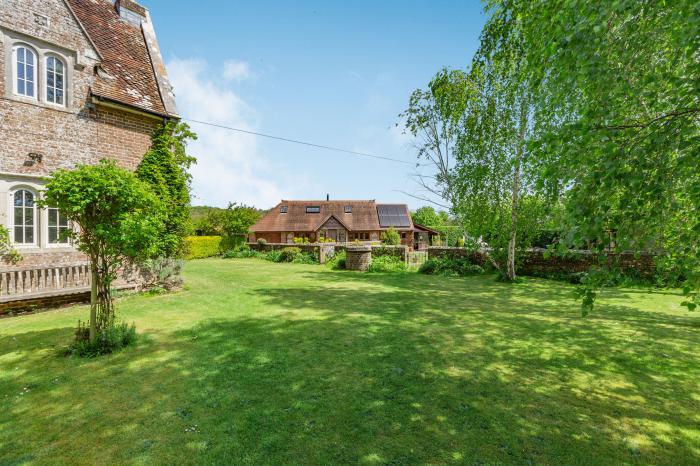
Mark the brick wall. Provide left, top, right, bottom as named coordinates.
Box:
left=428, top=247, right=656, bottom=278
left=346, top=247, right=372, bottom=271
left=0, top=0, right=162, bottom=271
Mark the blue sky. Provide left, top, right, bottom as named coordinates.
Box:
left=145, top=0, right=486, bottom=209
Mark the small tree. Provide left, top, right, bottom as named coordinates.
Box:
left=220, top=202, right=261, bottom=238
left=41, top=160, right=165, bottom=341
left=381, top=228, right=401, bottom=246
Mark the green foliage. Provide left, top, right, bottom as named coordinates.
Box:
left=400, top=68, right=472, bottom=205
left=0, top=225, right=21, bottom=263
left=136, top=122, right=197, bottom=258
left=368, top=255, right=407, bottom=273
left=381, top=228, right=401, bottom=246
left=220, top=203, right=261, bottom=237
left=256, top=238, right=268, bottom=246
left=65, top=321, right=137, bottom=357
left=419, top=257, right=485, bottom=277
left=476, top=0, right=700, bottom=310
left=191, top=204, right=263, bottom=238
left=222, top=247, right=261, bottom=259
left=412, top=206, right=449, bottom=228
left=263, top=249, right=283, bottom=262
left=278, top=247, right=302, bottom=262
left=325, top=250, right=347, bottom=270
left=185, top=236, right=222, bottom=259
left=41, top=160, right=165, bottom=338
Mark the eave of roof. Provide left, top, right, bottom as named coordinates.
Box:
left=413, top=223, right=441, bottom=235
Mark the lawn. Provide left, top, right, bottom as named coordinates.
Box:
left=1, top=259, right=698, bottom=465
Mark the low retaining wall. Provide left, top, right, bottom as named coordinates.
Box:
left=248, top=243, right=408, bottom=263
left=427, top=247, right=656, bottom=277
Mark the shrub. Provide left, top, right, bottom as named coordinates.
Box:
left=277, top=247, right=302, bottom=262
left=381, top=228, right=401, bottom=245
left=419, top=257, right=485, bottom=276
left=257, top=238, right=268, bottom=245
left=368, top=255, right=407, bottom=273
left=185, top=236, right=222, bottom=259
left=222, top=247, right=261, bottom=259
left=220, top=235, right=245, bottom=252
left=325, top=250, right=347, bottom=270
left=66, top=321, right=137, bottom=358
left=263, top=250, right=283, bottom=262
left=291, top=252, right=318, bottom=264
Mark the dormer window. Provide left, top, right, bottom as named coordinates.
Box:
left=46, top=56, right=65, bottom=105
left=344, top=205, right=352, bottom=213
left=306, top=206, right=321, bottom=213
left=280, top=205, right=288, bottom=213
left=14, top=46, right=36, bottom=98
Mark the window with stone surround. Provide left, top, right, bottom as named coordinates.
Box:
left=14, top=45, right=36, bottom=98
left=13, top=190, right=36, bottom=245
left=47, top=207, right=70, bottom=244
left=46, top=56, right=65, bottom=105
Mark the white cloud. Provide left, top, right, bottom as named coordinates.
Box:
left=167, top=58, right=292, bottom=208
left=222, top=60, right=252, bottom=82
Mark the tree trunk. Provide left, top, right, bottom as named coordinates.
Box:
left=507, top=102, right=528, bottom=281
left=89, top=264, right=97, bottom=342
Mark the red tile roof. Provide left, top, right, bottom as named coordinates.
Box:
left=66, top=0, right=175, bottom=116
left=251, top=200, right=414, bottom=232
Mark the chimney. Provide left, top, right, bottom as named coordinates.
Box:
left=326, top=194, right=330, bottom=201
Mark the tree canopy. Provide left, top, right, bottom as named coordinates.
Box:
left=42, top=160, right=165, bottom=340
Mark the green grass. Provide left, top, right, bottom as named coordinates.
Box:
left=1, top=259, right=699, bottom=465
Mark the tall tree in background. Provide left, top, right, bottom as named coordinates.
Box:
left=451, top=7, right=550, bottom=281
left=481, top=0, right=699, bottom=310
left=220, top=203, right=261, bottom=239
left=137, top=122, right=197, bottom=258
left=400, top=69, right=473, bottom=208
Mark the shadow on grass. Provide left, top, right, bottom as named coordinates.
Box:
left=1, top=267, right=698, bottom=465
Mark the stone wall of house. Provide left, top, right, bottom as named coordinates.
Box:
left=250, top=232, right=283, bottom=244
left=428, top=247, right=656, bottom=278
left=0, top=0, right=163, bottom=271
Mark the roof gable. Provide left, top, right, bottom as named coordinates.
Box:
left=66, top=0, right=176, bottom=116
left=316, top=214, right=352, bottom=232
left=251, top=200, right=384, bottom=232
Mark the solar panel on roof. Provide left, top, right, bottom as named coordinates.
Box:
left=377, top=205, right=411, bottom=227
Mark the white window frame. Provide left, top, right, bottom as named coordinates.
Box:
left=45, top=55, right=66, bottom=106
left=10, top=188, right=38, bottom=247
left=45, top=207, right=72, bottom=247
left=13, top=44, right=38, bottom=99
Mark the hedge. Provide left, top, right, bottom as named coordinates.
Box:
left=185, top=236, right=223, bottom=259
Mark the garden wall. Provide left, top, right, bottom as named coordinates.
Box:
left=248, top=243, right=408, bottom=263
left=428, top=247, right=656, bottom=278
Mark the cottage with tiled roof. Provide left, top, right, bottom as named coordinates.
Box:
left=0, top=0, right=176, bottom=273
left=250, top=199, right=438, bottom=250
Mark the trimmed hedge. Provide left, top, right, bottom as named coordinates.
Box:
left=185, top=236, right=222, bottom=259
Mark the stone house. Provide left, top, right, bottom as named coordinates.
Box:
left=249, top=199, right=439, bottom=250
left=0, top=0, right=177, bottom=271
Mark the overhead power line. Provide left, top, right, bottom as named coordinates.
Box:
left=182, top=117, right=424, bottom=167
